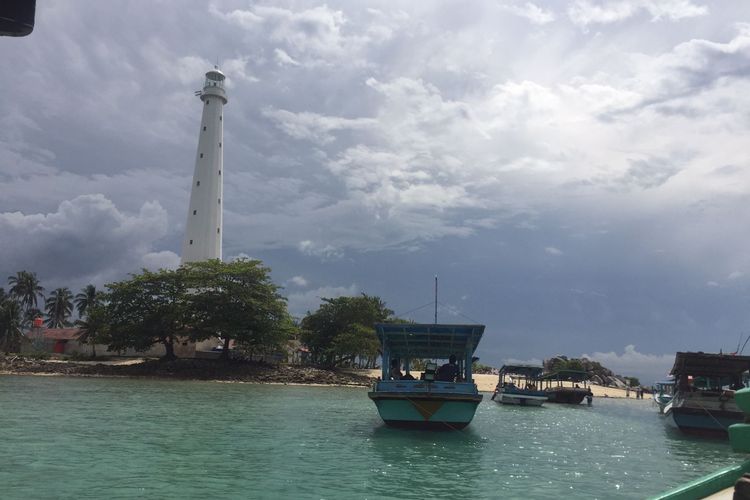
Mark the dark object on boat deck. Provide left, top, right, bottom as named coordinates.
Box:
left=734, top=473, right=750, bottom=499
left=0, top=0, right=36, bottom=37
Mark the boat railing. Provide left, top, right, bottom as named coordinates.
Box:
left=373, top=379, right=479, bottom=394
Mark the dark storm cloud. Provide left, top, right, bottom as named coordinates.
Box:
left=1, top=1, right=750, bottom=381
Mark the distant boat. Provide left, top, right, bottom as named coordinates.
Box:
left=540, top=370, right=593, bottom=405
left=367, top=323, right=485, bottom=430
left=653, top=378, right=675, bottom=414
left=664, top=352, right=750, bottom=437
left=491, top=364, right=548, bottom=406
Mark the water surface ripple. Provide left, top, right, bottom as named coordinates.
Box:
left=0, top=376, right=739, bottom=499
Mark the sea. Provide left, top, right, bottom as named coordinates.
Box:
left=0, top=375, right=742, bottom=499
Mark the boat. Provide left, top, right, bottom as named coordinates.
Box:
left=653, top=378, right=675, bottom=414
left=664, top=352, right=750, bottom=437
left=367, top=323, right=485, bottom=430
left=491, top=364, right=548, bottom=406
left=540, top=369, right=593, bottom=405
left=653, top=387, right=750, bottom=499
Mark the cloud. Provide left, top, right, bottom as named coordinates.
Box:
left=568, top=0, right=708, bottom=27
left=728, top=271, right=745, bottom=280
left=262, top=108, right=376, bottom=143
left=274, top=48, right=300, bottom=67
left=0, top=194, right=169, bottom=285
left=298, top=240, right=344, bottom=260
left=581, top=345, right=675, bottom=382
left=501, top=2, right=555, bottom=25
left=142, top=251, right=181, bottom=271
left=286, top=283, right=359, bottom=317
left=287, top=275, right=309, bottom=287
left=545, top=246, right=563, bottom=255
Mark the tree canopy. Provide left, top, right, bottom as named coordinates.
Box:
left=183, top=259, right=293, bottom=359
left=300, top=294, right=394, bottom=368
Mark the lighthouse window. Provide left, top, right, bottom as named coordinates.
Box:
left=196, top=181, right=200, bottom=186
left=217, top=228, right=221, bottom=234
left=203, top=126, right=206, bottom=131
left=189, top=240, right=193, bottom=245
left=218, top=198, right=221, bottom=204
left=219, top=142, right=222, bottom=147
left=193, top=210, right=197, bottom=215
left=220, top=116, right=222, bottom=121
left=205, top=100, right=209, bottom=105
left=218, top=170, right=221, bottom=175
left=200, top=153, right=203, bottom=158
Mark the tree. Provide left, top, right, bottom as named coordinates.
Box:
left=45, top=287, right=74, bottom=328
left=74, top=284, right=98, bottom=319
left=0, top=297, right=23, bottom=354
left=300, top=294, right=394, bottom=368
left=75, top=301, right=108, bottom=357
left=184, top=259, right=294, bottom=360
left=8, top=270, right=44, bottom=313
left=106, top=268, right=188, bottom=360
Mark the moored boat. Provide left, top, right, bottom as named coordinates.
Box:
left=653, top=378, right=675, bottom=414
left=664, top=352, right=750, bottom=438
left=652, top=387, right=750, bottom=500
left=491, top=364, right=547, bottom=406
left=540, top=369, right=593, bottom=405
left=367, top=323, right=485, bottom=430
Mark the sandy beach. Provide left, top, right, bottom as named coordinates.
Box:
left=366, top=370, right=649, bottom=400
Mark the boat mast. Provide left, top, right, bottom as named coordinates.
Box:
left=434, top=275, right=438, bottom=324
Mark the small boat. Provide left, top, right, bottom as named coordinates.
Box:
left=664, top=352, right=750, bottom=437
left=368, top=323, right=485, bottom=430
left=653, top=378, right=675, bottom=414
left=491, top=364, right=548, bottom=406
left=540, top=370, right=593, bottom=405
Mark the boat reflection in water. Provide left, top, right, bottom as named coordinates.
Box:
left=368, top=323, right=485, bottom=430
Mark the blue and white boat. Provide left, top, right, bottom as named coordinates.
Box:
left=665, top=352, right=750, bottom=437
left=492, top=364, right=548, bottom=406
left=368, top=323, right=485, bottom=430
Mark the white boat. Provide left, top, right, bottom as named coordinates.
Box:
left=491, top=365, right=548, bottom=407
left=652, top=378, right=675, bottom=414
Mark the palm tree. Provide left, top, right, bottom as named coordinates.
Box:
left=75, top=305, right=108, bottom=357
left=0, top=298, right=23, bottom=354
left=8, top=271, right=45, bottom=312
left=45, top=287, right=74, bottom=328
left=74, top=284, right=98, bottom=319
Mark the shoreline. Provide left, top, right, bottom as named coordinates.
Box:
left=1, top=359, right=653, bottom=400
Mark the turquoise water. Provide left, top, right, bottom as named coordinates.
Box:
left=0, top=375, right=742, bottom=499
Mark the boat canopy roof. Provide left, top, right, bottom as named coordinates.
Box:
left=670, top=352, right=750, bottom=377
left=539, top=369, right=591, bottom=382
left=499, top=364, right=543, bottom=378
left=374, top=323, right=485, bottom=359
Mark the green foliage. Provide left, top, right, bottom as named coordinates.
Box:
left=300, top=294, right=394, bottom=368
left=106, top=267, right=189, bottom=359
left=183, top=259, right=294, bottom=359
left=626, top=376, right=641, bottom=387
left=472, top=362, right=494, bottom=374
left=0, top=295, right=23, bottom=353
left=74, top=284, right=99, bottom=319
left=75, top=300, right=109, bottom=357
left=103, top=259, right=294, bottom=361
left=7, top=270, right=45, bottom=313
left=45, top=287, right=74, bottom=328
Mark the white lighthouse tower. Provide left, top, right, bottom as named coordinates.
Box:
left=181, top=67, right=228, bottom=264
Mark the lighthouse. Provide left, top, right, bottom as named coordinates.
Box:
left=181, top=67, right=228, bottom=264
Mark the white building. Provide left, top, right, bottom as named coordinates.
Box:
left=181, top=67, right=228, bottom=263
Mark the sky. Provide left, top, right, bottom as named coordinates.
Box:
left=2, top=0, right=750, bottom=382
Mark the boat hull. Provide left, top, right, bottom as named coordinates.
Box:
left=368, top=382, right=483, bottom=430
left=493, top=388, right=547, bottom=406
left=545, top=387, right=589, bottom=405
left=665, top=405, right=742, bottom=437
